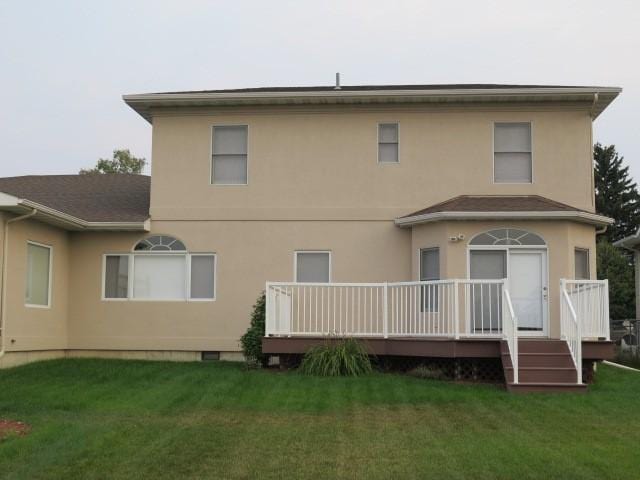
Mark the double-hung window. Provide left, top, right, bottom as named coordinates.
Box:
left=575, top=248, right=590, bottom=280
left=212, top=125, right=248, bottom=185
left=378, top=123, right=399, bottom=163
left=420, top=248, right=440, bottom=312
left=25, top=241, right=52, bottom=307
left=295, top=251, right=331, bottom=283
left=494, top=122, right=532, bottom=183
left=103, top=236, right=216, bottom=301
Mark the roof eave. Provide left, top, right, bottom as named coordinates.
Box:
left=394, top=211, right=614, bottom=228
left=614, top=229, right=640, bottom=250
left=0, top=195, right=150, bottom=232
left=123, top=86, right=622, bottom=123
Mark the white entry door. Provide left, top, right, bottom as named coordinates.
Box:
left=509, top=250, right=547, bottom=335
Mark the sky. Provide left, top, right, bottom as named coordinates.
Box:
left=1, top=0, right=638, bottom=179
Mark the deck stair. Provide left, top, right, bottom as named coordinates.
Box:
left=501, top=339, right=587, bottom=393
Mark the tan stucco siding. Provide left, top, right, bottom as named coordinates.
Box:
left=150, top=106, right=594, bottom=221
left=66, top=221, right=410, bottom=351
left=410, top=220, right=597, bottom=338
left=2, top=217, right=69, bottom=352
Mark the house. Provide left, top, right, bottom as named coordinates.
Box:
left=614, top=228, right=640, bottom=321
left=0, top=83, right=620, bottom=392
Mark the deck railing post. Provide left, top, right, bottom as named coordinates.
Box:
left=604, top=279, right=610, bottom=341
left=383, top=283, right=388, bottom=339
left=265, top=282, right=272, bottom=336
left=454, top=280, right=460, bottom=339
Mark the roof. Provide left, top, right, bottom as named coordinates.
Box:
left=614, top=228, right=640, bottom=250
left=123, top=83, right=622, bottom=123
left=0, top=174, right=150, bottom=230
left=395, top=195, right=613, bottom=227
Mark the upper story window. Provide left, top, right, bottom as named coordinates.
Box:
left=25, top=241, right=52, bottom=307
left=103, top=236, right=216, bottom=301
left=378, top=123, right=399, bottom=163
left=494, top=122, right=532, bottom=183
left=212, top=125, right=248, bottom=185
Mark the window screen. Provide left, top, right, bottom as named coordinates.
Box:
left=26, top=243, right=51, bottom=306
left=378, top=123, right=399, bottom=163
left=494, top=123, right=532, bottom=183
left=296, top=252, right=330, bottom=283
left=212, top=125, right=248, bottom=184
left=420, top=248, right=440, bottom=312
left=190, top=255, right=216, bottom=299
left=104, top=255, right=129, bottom=299
left=575, top=248, right=590, bottom=280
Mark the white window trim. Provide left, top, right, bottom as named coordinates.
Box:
left=294, top=250, right=332, bottom=283
left=25, top=240, right=53, bottom=309
left=492, top=121, right=534, bottom=185
left=101, top=252, right=217, bottom=302
left=418, top=247, right=440, bottom=281
left=377, top=121, right=400, bottom=165
left=210, top=124, right=249, bottom=186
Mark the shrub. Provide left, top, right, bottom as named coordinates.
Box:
left=240, top=292, right=268, bottom=368
left=299, top=338, right=372, bottom=377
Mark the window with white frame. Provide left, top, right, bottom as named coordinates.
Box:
left=378, top=123, right=399, bottom=163
left=25, top=242, right=51, bottom=307
left=420, top=248, right=440, bottom=312
left=212, top=125, right=248, bottom=185
left=103, top=236, right=216, bottom=301
left=295, top=251, right=331, bottom=283
left=575, top=248, right=590, bottom=280
left=494, top=122, right=532, bottom=183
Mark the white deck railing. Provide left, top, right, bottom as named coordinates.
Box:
left=266, top=279, right=507, bottom=338
left=560, top=280, right=583, bottom=384
left=562, top=280, right=610, bottom=340
left=502, top=289, right=519, bottom=384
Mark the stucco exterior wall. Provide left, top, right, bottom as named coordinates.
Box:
left=411, top=220, right=597, bottom=338
left=1, top=217, right=69, bottom=352
left=150, top=105, right=594, bottom=222
left=66, top=221, right=411, bottom=352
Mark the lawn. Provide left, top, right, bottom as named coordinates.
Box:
left=0, top=359, right=639, bottom=480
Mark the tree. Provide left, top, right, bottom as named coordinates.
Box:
left=80, top=149, right=146, bottom=175
left=597, top=239, right=635, bottom=320
left=240, top=292, right=268, bottom=368
left=594, top=143, right=640, bottom=242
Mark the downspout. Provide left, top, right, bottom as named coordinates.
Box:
left=0, top=208, right=37, bottom=357
left=595, top=225, right=607, bottom=235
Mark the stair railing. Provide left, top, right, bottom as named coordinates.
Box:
left=560, top=279, right=582, bottom=384
left=501, top=282, right=518, bottom=384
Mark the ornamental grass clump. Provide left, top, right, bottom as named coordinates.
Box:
left=299, top=338, right=372, bottom=377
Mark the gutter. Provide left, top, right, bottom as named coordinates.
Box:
left=394, top=210, right=614, bottom=228
left=0, top=208, right=37, bottom=357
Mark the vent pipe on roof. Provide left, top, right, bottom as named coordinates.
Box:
left=334, top=72, right=341, bottom=90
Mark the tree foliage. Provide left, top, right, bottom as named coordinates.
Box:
left=597, top=240, right=635, bottom=320
left=594, top=143, right=640, bottom=242
left=80, top=149, right=146, bottom=175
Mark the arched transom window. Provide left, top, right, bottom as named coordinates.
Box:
left=469, top=228, right=545, bottom=246
left=134, top=235, right=186, bottom=252
left=103, top=235, right=216, bottom=301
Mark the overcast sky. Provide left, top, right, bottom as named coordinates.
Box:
left=1, top=0, right=638, bottom=180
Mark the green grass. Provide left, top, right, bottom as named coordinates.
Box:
left=0, top=359, right=639, bottom=479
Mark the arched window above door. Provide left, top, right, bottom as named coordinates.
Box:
left=469, top=228, right=546, bottom=246
left=133, top=235, right=187, bottom=252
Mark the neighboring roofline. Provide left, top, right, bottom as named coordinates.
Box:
left=614, top=229, right=640, bottom=250
left=123, top=85, right=622, bottom=123
left=0, top=193, right=150, bottom=231
left=394, top=210, right=614, bottom=228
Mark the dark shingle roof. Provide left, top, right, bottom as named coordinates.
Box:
left=0, top=174, right=150, bottom=223
left=155, top=84, right=590, bottom=95
left=401, top=195, right=591, bottom=218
